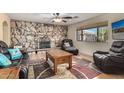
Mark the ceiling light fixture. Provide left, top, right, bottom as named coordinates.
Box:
left=53, top=18, right=62, bottom=22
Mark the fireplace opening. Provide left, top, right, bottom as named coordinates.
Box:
left=39, top=36, right=51, bottom=49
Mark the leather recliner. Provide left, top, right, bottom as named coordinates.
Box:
left=93, top=41, right=124, bottom=74
left=0, top=41, right=11, bottom=59
left=61, top=39, right=79, bottom=55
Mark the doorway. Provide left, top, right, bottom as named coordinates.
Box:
left=3, top=21, right=9, bottom=44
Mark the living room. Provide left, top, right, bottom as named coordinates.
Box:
left=0, top=13, right=124, bottom=79
left=1, top=0, right=124, bottom=92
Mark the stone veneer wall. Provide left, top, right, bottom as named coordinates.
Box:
left=10, top=20, right=68, bottom=50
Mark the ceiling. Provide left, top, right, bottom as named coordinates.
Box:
left=7, top=13, right=103, bottom=25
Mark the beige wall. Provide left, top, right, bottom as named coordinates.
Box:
left=68, top=13, right=124, bottom=56
left=0, top=13, right=10, bottom=45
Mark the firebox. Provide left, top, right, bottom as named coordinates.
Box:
left=39, top=36, right=51, bottom=49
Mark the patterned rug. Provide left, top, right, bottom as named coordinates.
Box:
left=70, top=57, right=101, bottom=79
left=70, top=64, right=100, bottom=79
left=28, top=54, right=101, bottom=79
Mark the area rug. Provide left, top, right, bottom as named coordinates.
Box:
left=28, top=61, right=76, bottom=79
left=70, top=57, right=102, bottom=79
left=33, top=62, right=54, bottom=79
left=70, top=64, right=101, bottom=79
left=28, top=56, right=102, bottom=79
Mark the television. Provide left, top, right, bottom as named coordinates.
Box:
left=112, top=19, right=124, bottom=40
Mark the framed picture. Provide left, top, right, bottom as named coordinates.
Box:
left=112, top=19, right=124, bottom=40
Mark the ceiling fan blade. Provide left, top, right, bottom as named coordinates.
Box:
left=62, top=20, right=67, bottom=23
left=62, top=16, right=78, bottom=19
left=62, top=16, right=72, bottom=19
left=49, top=19, right=55, bottom=23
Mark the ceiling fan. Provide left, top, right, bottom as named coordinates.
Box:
left=51, top=13, right=78, bottom=23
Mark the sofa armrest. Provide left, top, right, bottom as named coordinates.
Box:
left=94, top=51, right=109, bottom=54
left=109, top=55, right=124, bottom=63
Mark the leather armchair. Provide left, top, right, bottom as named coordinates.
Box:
left=61, top=39, right=79, bottom=55
left=0, top=41, right=11, bottom=59
left=93, top=41, right=124, bottom=74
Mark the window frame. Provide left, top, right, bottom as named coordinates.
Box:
left=76, top=29, right=83, bottom=41
left=76, top=25, right=108, bottom=42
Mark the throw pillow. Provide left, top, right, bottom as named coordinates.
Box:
left=64, top=42, right=70, bottom=47
left=8, top=48, right=23, bottom=60
left=0, top=53, right=11, bottom=67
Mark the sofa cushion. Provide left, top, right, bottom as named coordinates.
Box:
left=4, top=53, right=11, bottom=60
left=0, top=41, right=8, bottom=54
left=64, top=42, right=70, bottom=47
left=112, top=41, right=124, bottom=48
left=0, top=53, right=11, bottom=67
left=8, top=48, right=23, bottom=60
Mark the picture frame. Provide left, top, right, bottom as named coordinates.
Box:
left=112, top=19, right=124, bottom=40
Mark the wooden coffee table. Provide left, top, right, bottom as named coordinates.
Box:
left=46, top=49, right=72, bottom=74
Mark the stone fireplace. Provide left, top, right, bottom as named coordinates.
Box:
left=10, top=20, right=68, bottom=50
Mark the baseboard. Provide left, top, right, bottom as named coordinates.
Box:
left=79, top=52, right=93, bottom=62
left=79, top=52, right=93, bottom=57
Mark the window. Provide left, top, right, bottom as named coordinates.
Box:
left=97, top=26, right=108, bottom=42
left=76, top=29, right=83, bottom=41
left=83, top=28, right=97, bottom=42
left=76, top=26, right=108, bottom=42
